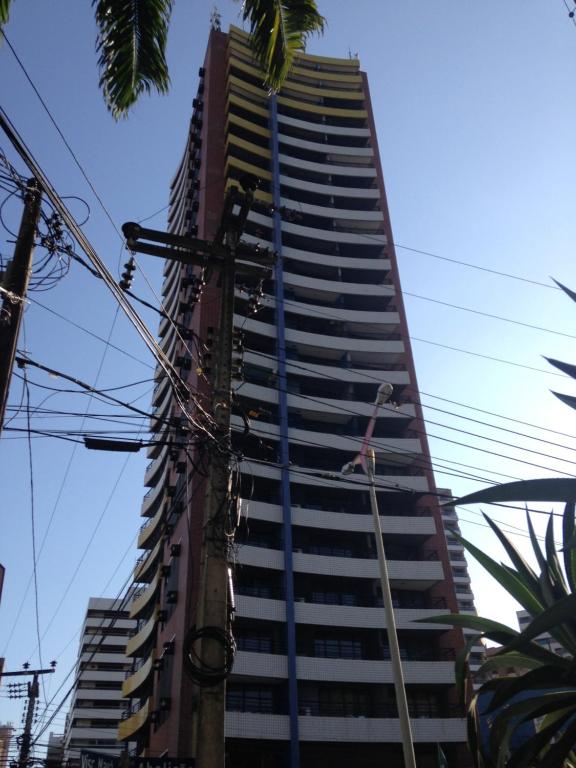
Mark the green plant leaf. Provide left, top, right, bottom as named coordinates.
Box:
left=505, top=708, right=575, bottom=768
left=416, top=612, right=519, bottom=644
left=563, top=501, right=576, bottom=592
left=241, top=0, right=326, bottom=92
left=537, top=715, right=576, bottom=768
left=456, top=531, right=545, bottom=616
left=477, top=652, right=544, bottom=675
left=454, top=633, right=482, bottom=706
left=93, top=0, right=173, bottom=119
left=504, top=593, right=576, bottom=656
left=552, top=390, right=576, bottom=413
left=552, top=278, right=576, bottom=304
left=452, top=478, right=576, bottom=505
left=545, top=357, right=576, bottom=380
left=482, top=512, right=543, bottom=608
left=0, top=0, right=11, bottom=25
left=487, top=665, right=576, bottom=713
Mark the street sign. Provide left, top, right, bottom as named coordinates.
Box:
left=80, top=753, right=195, bottom=768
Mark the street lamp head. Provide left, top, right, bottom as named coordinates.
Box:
left=375, top=382, right=394, bottom=406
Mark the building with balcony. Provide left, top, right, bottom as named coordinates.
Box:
left=63, top=598, right=135, bottom=764
left=119, top=24, right=471, bottom=768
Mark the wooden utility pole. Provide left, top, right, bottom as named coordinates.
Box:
left=123, top=178, right=271, bottom=768
left=0, top=179, right=42, bottom=437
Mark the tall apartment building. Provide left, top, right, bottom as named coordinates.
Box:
left=0, top=724, right=12, bottom=768
left=118, top=25, right=470, bottom=768
left=63, top=598, right=135, bottom=764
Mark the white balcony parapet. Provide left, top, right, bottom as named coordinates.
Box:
left=277, top=113, right=370, bottom=138
left=278, top=153, right=376, bottom=177
left=257, top=294, right=399, bottom=328
left=237, top=546, right=443, bottom=584
left=238, top=459, right=429, bottom=494
left=224, top=712, right=467, bottom=742
left=232, top=651, right=455, bottom=685
left=241, top=350, right=410, bottom=386
left=278, top=197, right=382, bottom=222
left=280, top=174, right=380, bottom=199
left=282, top=270, right=394, bottom=298
left=235, top=595, right=450, bottom=630
left=279, top=132, right=373, bottom=157
left=240, top=500, right=435, bottom=537
left=230, top=415, right=422, bottom=461
left=242, top=235, right=390, bottom=269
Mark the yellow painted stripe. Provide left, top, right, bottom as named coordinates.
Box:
left=227, top=111, right=270, bottom=139
left=227, top=133, right=271, bottom=160
left=227, top=92, right=269, bottom=120
left=229, top=74, right=267, bottom=98
left=225, top=178, right=272, bottom=204
left=122, top=653, right=154, bottom=697
left=226, top=155, right=272, bottom=182
left=289, top=65, right=361, bottom=84
left=118, top=698, right=150, bottom=741
left=280, top=80, right=363, bottom=100
left=228, top=52, right=262, bottom=79
left=277, top=95, right=367, bottom=118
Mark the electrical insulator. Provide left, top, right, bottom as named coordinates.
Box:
left=119, top=256, right=136, bottom=291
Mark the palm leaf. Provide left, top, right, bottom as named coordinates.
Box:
left=455, top=531, right=545, bottom=616
left=93, top=0, right=173, bottom=119
left=487, top=666, right=576, bottom=713
left=563, top=502, right=576, bottom=592
left=241, top=0, right=326, bottom=92
left=0, top=0, right=11, bottom=25
left=504, top=593, right=576, bottom=656
left=452, top=477, right=576, bottom=505
left=477, top=652, right=546, bottom=676
left=454, top=633, right=482, bottom=705
left=504, top=708, right=575, bottom=768
left=552, top=278, right=576, bottom=304
left=538, top=717, right=576, bottom=768
left=552, top=390, right=576, bottom=412
left=482, top=513, right=543, bottom=607
left=545, top=356, right=576, bottom=379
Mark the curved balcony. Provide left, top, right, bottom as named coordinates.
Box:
left=152, top=374, right=170, bottom=408
left=242, top=235, right=390, bottom=271
left=129, top=571, right=161, bottom=620
left=238, top=315, right=404, bottom=363
left=278, top=198, right=382, bottom=224
left=279, top=299, right=399, bottom=331
left=242, top=351, right=411, bottom=387
left=144, top=446, right=169, bottom=488
left=118, top=697, right=151, bottom=742
left=277, top=113, right=369, bottom=139
left=126, top=613, right=158, bottom=658
left=236, top=546, right=443, bottom=587
left=122, top=652, right=155, bottom=697
left=137, top=506, right=164, bottom=549
left=225, top=710, right=466, bottom=742
left=151, top=379, right=172, bottom=427
left=232, top=651, right=454, bottom=685
left=236, top=382, right=414, bottom=423
left=236, top=594, right=448, bottom=630
left=278, top=153, right=375, bottom=178
left=282, top=271, right=394, bottom=299
left=277, top=95, right=367, bottom=120
left=133, top=539, right=163, bottom=583
left=248, top=210, right=385, bottom=245
left=279, top=132, right=372, bottom=158
left=231, top=415, right=422, bottom=463
left=239, top=459, right=429, bottom=494
left=140, top=465, right=170, bottom=517
left=242, top=500, right=435, bottom=537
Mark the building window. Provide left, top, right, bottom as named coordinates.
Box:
left=226, top=685, right=274, bottom=713
left=314, top=637, right=362, bottom=659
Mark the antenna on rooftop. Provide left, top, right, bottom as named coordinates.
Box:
left=211, top=6, right=221, bottom=31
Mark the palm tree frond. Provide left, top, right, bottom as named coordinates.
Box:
left=241, top=0, right=326, bottom=92
left=93, top=0, right=173, bottom=119
left=563, top=502, right=576, bottom=591
left=545, top=356, right=576, bottom=379
left=0, top=0, right=11, bottom=25
left=452, top=477, right=576, bottom=505
left=552, top=278, right=576, bottom=304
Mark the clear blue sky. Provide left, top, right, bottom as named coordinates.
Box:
left=1, top=0, right=575, bottom=745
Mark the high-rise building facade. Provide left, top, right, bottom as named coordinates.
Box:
left=63, top=597, right=135, bottom=764
left=119, top=25, right=470, bottom=768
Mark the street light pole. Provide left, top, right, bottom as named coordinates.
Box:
left=342, top=385, right=416, bottom=768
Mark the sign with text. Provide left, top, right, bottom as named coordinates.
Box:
left=80, top=753, right=195, bottom=768
left=80, top=752, right=119, bottom=768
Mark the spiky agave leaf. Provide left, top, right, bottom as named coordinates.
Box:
left=452, top=477, right=576, bottom=506
left=241, top=0, right=325, bottom=92
left=93, top=0, right=173, bottom=119
left=552, top=278, right=576, bottom=304
left=552, top=390, right=576, bottom=413
left=545, top=357, right=576, bottom=379
left=562, top=502, right=576, bottom=592
left=0, top=0, right=11, bottom=25
left=503, top=592, right=576, bottom=657
left=506, top=709, right=576, bottom=768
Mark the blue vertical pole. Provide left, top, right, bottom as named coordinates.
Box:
left=269, top=94, right=300, bottom=768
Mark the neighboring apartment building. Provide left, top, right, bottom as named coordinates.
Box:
left=517, top=609, right=567, bottom=657
left=118, top=24, right=470, bottom=768
left=0, top=724, right=12, bottom=768
left=438, top=490, right=485, bottom=678
left=63, top=598, right=135, bottom=764
left=45, top=732, right=64, bottom=768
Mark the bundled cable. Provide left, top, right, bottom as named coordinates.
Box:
left=183, top=624, right=236, bottom=687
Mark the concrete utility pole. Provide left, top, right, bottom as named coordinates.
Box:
left=0, top=179, right=42, bottom=437
left=123, top=177, right=272, bottom=768
left=2, top=667, right=55, bottom=768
